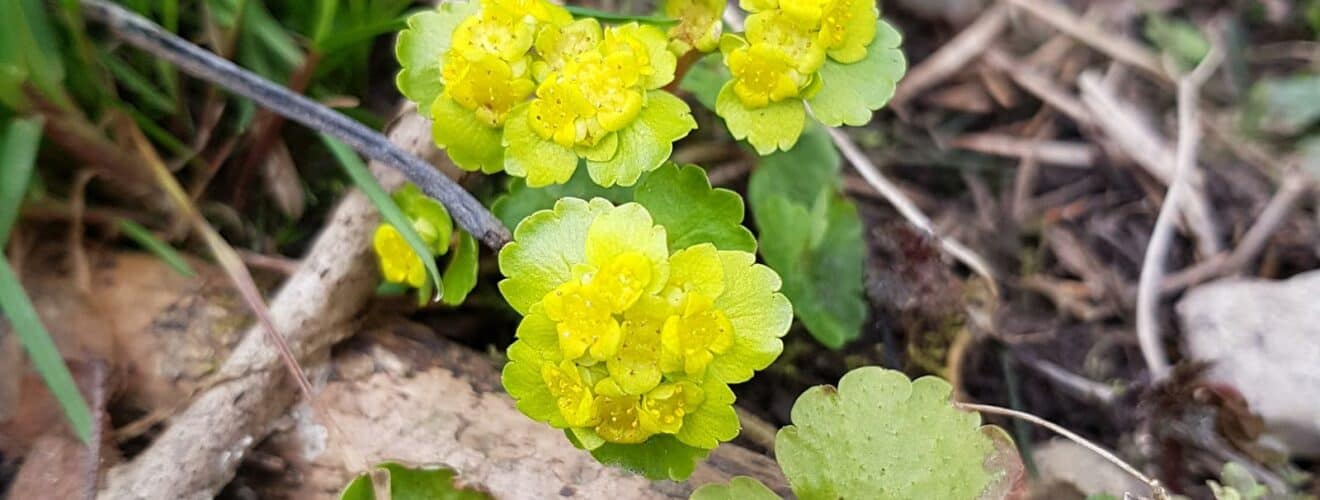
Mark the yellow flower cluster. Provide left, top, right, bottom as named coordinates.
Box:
left=502, top=199, right=789, bottom=447
left=441, top=0, right=570, bottom=127
left=726, top=0, right=877, bottom=108
left=527, top=21, right=669, bottom=149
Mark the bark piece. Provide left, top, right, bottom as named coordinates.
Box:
left=262, top=321, right=789, bottom=499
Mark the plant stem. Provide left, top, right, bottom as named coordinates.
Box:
left=957, top=401, right=1168, bottom=499
left=78, top=0, right=512, bottom=249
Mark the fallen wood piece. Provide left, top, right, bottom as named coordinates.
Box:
left=99, top=111, right=427, bottom=500
left=262, top=322, right=789, bottom=499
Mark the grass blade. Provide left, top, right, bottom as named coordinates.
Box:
left=0, top=257, right=94, bottom=444
left=0, top=117, right=43, bottom=246
left=116, top=218, right=197, bottom=277
left=319, top=133, right=443, bottom=300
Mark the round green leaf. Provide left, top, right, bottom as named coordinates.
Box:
left=431, top=96, right=504, bottom=173
left=690, top=477, right=781, bottom=500
left=775, top=367, right=999, bottom=500
left=586, top=91, right=697, bottom=187
left=588, top=434, right=710, bottom=481
left=503, top=104, right=581, bottom=186
left=806, top=20, right=907, bottom=127
left=633, top=163, right=756, bottom=253
left=715, top=81, right=806, bottom=155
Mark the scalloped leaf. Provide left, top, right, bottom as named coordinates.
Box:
left=490, top=168, right=632, bottom=230
left=776, top=367, right=1005, bottom=500
left=431, top=96, right=504, bottom=173
left=395, top=2, right=478, bottom=108
left=585, top=91, right=697, bottom=187
left=806, top=20, right=906, bottom=127
left=715, top=81, right=806, bottom=155
left=747, top=126, right=840, bottom=207
left=587, top=434, right=710, bottom=481
left=747, top=129, right=864, bottom=349
left=340, top=463, right=490, bottom=500
left=755, top=195, right=865, bottom=348
left=690, top=476, right=781, bottom=500
left=634, top=163, right=756, bottom=253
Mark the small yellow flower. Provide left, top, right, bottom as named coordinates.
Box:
left=745, top=10, right=827, bottom=73
left=660, top=293, right=735, bottom=375
left=444, top=52, right=535, bottom=127
left=726, top=42, right=806, bottom=107
left=533, top=18, right=603, bottom=80
left=527, top=76, right=594, bottom=147
left=542, top=360, right=599, bottom=427
left=373, top=225, right=427, bottom=288
left=665, top=0, right=726, bottom=53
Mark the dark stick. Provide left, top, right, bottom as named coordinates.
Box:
left=79, top=0, right=512, bottom=249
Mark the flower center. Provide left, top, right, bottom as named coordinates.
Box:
left=660, top=293, right=735, bottom=376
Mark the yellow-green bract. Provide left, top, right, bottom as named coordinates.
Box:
left=716, top=0, right=907, bottom=154
left=498, top=197, right=791, bottom=480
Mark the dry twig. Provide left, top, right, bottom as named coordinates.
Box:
left=1135, top=44, right=1224, bottom=383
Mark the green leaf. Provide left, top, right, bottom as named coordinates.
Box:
left=775, top=367, right=1001, bottom=500
left=715, top=81, right=806, bottom=155
left=0, top=117, right=43, bottom=246
left=691, top=477, right=781, bottom=500
left=6, top=0, right=67, bottom=107
left=503, top=104, right=581, bottom=186
left=806, top=20, right=906, bottom=127
left=491, top=167, right=632, bottom=230
left=1243, top=74, right=1320, bottom=136
left=339, top=463, right=491, bottom=500
left=116, top=219, right=197, bottom=278
left=588, top=434, right=710, bottom=481
left=440, top=231, right=479, bottom=306
left=320, top=134, right=444, bottom=299
left=634, top=163, right=756, bottom=253
left=585, top=91, right=697, bottom=187
left=747, top=128, right=863, bottom=349
left=395, top=2, right=476, bottom=108
left=1144, top=15, right=1210, bottom=70
left=679, top=54, right=730, bottom=112
left=431, top=96, right=505, bottom=174
left=747, top=126, right=840, bottom=208
left=1208, top=462, right=1268, bottom=500
left=0, top=257, right=93, bottom=444
left=754, top=195, right=865, bottom=349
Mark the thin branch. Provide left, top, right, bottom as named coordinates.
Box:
left=1136, top=45, right=1224, bottom=383
left=79, top=0, right=511, bottom=249
left=957, top=402, right=1166, bottom=499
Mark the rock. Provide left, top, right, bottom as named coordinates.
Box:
left=1178, top=271, right=1320, bottom=456
left=1034, top=439, right=1148, bottom=498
